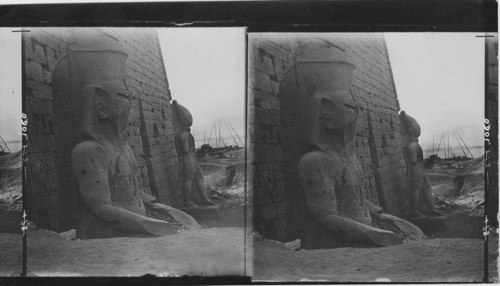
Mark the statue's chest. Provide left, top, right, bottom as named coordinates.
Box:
left=326, top=154, right=369, bottom=221
left=107, top=148, right=143, bottom=212
left=416, top=144, right=424, bottom=161
left=324, top=155, right=361, bottom=190
left=188, top=133, right=196, bottom=150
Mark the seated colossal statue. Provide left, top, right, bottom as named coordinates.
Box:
left=298, top=93, right=404, bottom=248
left=52, top=29, right=197, bottom=238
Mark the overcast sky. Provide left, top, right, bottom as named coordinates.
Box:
left=0, top=29, right=22, bottom=152
left=0, top=30, right=487, bottom=155
left=157, top=28, right=246, bottom=147
left=385, top=33, right=484, bottom=155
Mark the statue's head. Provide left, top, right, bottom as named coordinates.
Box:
left=172, top=100, right=193, bottom=130
left=304, top=91, right=358, bottom=150
left=53, top=28, right=131, bottom=143
left=400, top=110, right=421, bottom=140
left=84, top=79, right=131, bottom=140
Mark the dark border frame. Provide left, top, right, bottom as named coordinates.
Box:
left=0, top=0, right=497, bottom=32
left=0, top=0, right=497, bottom=284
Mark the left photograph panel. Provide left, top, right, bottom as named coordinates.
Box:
left=22, top=27, right=248, bottom=276
left=0, top=28, right=23, bottom=276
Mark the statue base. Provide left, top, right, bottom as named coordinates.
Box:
left=408, top=215, right=447, bottom=236
left=181, top=205, right=220, bottom=223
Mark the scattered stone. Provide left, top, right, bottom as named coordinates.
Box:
left=284, top=239, right=301, bottom=251
left=224, top=165, right=237, bottom=186
left=59, top=229, right=76, bottom=240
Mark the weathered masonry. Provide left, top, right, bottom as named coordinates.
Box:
left=24, top=28, right=182, bottom=231
left=248, top=33, right=408, bottom=241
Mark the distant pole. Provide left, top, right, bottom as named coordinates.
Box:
left=213, top=122, right=216, bottom=146
left=218, top=119, right=221, bottom=148
left=0, top=136, right=12, bottom=153
left=207, top=123, right=215, bottom=146
left=436, top=134, right=444, bottom=157
left=224, top=120, right=239, bottom=146
left=432, top=137, right=435, bottom=155
left=446, top=132, right=450, bottom=158
left=453, top=131, right=468, bottom=157
left=204, top=126, right=206, bottom=145
left=226, top=120, right=245, bottom=147
left=456, top=131, right=474, bottom=158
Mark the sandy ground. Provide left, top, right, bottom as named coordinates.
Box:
left=429, top=156, right=484, bottom=216
left=0, top=150, right=496, bottom=281
left=251, top=156, right=497, bottom=283
left=1, top=229, right=497, bottom=280
left=253, top=235, right=498, bottom=282
left=1, top=227, right=248, bottom=277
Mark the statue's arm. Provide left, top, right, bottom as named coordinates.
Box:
left=407, top=143, right=422, bottom=176
left=72, top=141, right=177, bottom=236
left=298, top=152, right=346, bottom=228
left=407, top=143, right=419, bottom=164
left=298, top=152, right=401, bottom=246
left=71, top=141, right=113, bottom=211
left=179, top=132, right=190, bottom=153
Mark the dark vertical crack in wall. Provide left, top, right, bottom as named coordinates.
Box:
left=367, top=109, right=386, bottom=210
left=138, top=97, right=159, bottom=199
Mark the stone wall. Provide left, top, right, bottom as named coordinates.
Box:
left=24, top=28, right=181, bottom=231
left=248, top=33, right=407, bottom=241
left=247, top=37, right=296, bottom=240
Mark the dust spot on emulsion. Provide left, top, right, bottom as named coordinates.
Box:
left=307, top=180, right=313, bottom=185
left=81, top=169, right=86, bottom=175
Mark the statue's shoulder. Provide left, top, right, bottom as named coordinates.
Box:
left=72, top=139, right=110, bottom=166
left=73, top=140, right=102, bottom=155
left=407, top=141, right=419, bottom=151
left=299, top=150, right=333, bottom=170
left=178, top=130, right=190, bottom=140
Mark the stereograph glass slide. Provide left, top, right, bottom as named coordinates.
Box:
left=0, top=24, right=497, bottom=283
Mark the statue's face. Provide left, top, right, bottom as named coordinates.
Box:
left=182, top=117, right=193, bottom=129
left=96, top=85, right=131, bottom=134
left=319, top=100, right=357, bottom=149
left=323, top=103, right=357, bottom=133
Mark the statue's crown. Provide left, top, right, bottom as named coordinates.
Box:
left=69, top=28, right=128, bottom=87
left=401, top=111, right=421, bottom=138
left=52, top=28, right=130, bottom=141
left=172, top=100, right=193, bottom=128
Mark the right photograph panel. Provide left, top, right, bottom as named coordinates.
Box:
left=247, top=33, right=492, bottom=282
